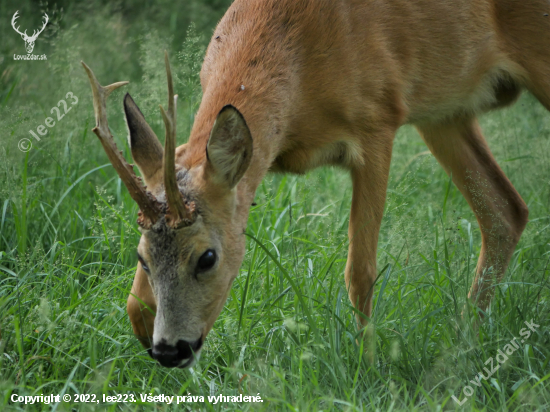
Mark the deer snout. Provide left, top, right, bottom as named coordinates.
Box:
left=151, top=337, right=203, bottom=368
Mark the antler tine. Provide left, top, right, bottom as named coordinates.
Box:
left=81, top=61, right=161, bottom=229
left=160, top=51, right=194, bottom=228
left=11, top=11, right=26, bottom=37
left=31, top=13, right=49, bottom=39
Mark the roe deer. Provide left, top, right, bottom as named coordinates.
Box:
left=83, top=0, right=548, bottom=368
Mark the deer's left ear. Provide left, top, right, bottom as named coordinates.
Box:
left=206, top=105, right=253, bottom=189
left=124, top=93, right=164, bottom=185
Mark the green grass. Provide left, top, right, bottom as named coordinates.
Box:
left=1, top=1, right=550, bottom=411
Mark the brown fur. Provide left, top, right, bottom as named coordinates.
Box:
left=127, top=0, right=549, bottom=354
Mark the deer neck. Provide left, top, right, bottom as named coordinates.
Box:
left=184, top=69, right=293, bottom=228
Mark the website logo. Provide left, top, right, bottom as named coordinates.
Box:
left=12, top=10, right=48, bottom=60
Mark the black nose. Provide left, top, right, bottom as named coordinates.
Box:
left=151, top=337, right=203, bottom=368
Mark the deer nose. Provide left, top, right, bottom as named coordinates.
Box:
left=151, top=337, right=203, bottom=368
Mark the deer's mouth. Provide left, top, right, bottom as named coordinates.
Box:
left=178, top=353, right=201, bottom=369
left=150, top=335, right=203, bottom=368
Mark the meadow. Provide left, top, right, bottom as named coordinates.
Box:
left=1, top=1, right=549, bottom=410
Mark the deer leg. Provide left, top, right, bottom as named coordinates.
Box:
left=416, top=117, right=529, bottom=313
left=127, top=263, right=156, bottom=349
left=346, top=135, right=394, bottom=328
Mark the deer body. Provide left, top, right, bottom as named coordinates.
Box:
left=84, top=0, right=548, bottom=368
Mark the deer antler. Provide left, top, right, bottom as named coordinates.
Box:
left=11, top=11, right=49, bottom=40
left=29, top=13, right=49, bottom=41
left=11, top=11, right=27, bottom=38
left=160, top=51, right=196, bottom=228
left=81, top=61, right=162, bottom=229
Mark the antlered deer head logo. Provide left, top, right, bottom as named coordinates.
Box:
left=11, top=11, right=49, bottom=54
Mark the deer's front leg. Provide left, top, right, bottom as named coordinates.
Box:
left=127, top=263, right=156, bottom=349
left=346, top=136, right=394, bottom=329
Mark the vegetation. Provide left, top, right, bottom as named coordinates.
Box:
left=1, top=0, right=549, bottom=410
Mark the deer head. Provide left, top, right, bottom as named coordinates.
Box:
left=82, top=52, right=253, bottom=368
left=12, top=11, right=49, bottom=54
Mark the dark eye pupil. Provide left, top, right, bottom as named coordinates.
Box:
left=140, top=260, right=149, bottom=272
left=137, top=254, right=149, bottom=272
left=198, top=250, right=216, bottom=271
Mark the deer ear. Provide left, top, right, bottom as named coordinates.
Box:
left=124, top=93, right=164, bottom=184
left=206, top=105, right=253, bottom=189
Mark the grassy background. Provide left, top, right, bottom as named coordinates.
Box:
left=1, top=0, right=549, bottom=410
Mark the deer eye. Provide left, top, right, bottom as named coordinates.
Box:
left=137, top=254, right=150, bottom=273
left=197, top=249, right=217, bottom=272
